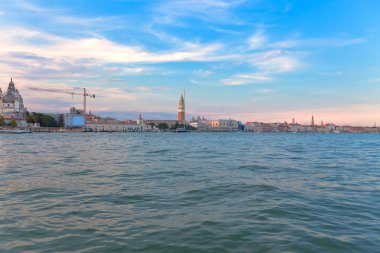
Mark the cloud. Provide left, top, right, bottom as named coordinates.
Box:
left=154, top=0, right=246, bottom=25
left=104, top=66, right=145, bottom=75
left=0, top=27, right=225, bottom=64
left=248, top=30, right=267, bottom=50
left=271, top=37, right=366, bottom=49
left=222, top=73, right=272, bottom=86
left=257, top=89, right=272, bottom=94
left=53, top=15, right=119, bottom=27
left=14, top=0, right=56, bottom=15
left=319, top=71, right=343, bottom=76
left=190, top=79, right=201, bottom=85
left=250, top=50, right=301, bottom=73
left=194, top=69, right=213, bottom=77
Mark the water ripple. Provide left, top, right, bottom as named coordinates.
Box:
left=1, top=133, right=380, bottom=252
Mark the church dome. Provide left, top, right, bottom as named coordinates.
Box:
left=7, top=78, right=15, bottom=91
left=2, top=79, right=18, bottom=103
left=3, top=92, right=15, bottom=103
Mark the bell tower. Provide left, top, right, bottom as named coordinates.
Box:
left=178, top=93, right=185, bottom=123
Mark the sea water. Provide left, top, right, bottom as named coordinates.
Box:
left=1, top=132, right=379, bottom=252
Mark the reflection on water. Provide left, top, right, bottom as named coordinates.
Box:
left=1, top=133, right=380, bottom=252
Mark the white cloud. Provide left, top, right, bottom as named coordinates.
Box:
left=250, top=50, right=301, bottom=73
left=14, top=0, right=54, bottom=14
left=155, top=0, right=245, bottom=25
left=222, top=73, right=272, bottom=86
left=248, top=30, right=267, bottom=50
left=190, top=79, right=201, bottom=85
left=271, top=37, right=366, bottom=49
left=105, top=67, right=145, bottom=75
left=194, top=69, right=213, bottom=77
left=0, top=27, right=225, bottom=64
left=319, top=71, right=343, bottom=76
left=257, top=89, right=271, bottom=94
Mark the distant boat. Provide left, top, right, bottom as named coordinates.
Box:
left=0, top=129, right=32, bottom=134
left=175, top=128, right=190, bottom=133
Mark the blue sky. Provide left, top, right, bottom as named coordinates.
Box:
left=0, top=0, right=379, bottom=125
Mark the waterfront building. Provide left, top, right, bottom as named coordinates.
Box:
left=278, top=122, right=290, bottom=132
left=261, top=123, right=273, bottom=132
left=325, top=123, right=336, bottom=132
left=136, top=113, right=144, bottom=125
left=85, top=112, right=151, bottom=132
left=290, top=123, right=304, bottom=132
left=190, top=116, right=210, bottom=131
left=64, top=107, right=84, bottom=128
left=178, top=93, right=185, bottom=124
left=244, top=122, right=259, bottom=132
left=0, top=78, right=27, bottom=126
left=86, top=122, right=149, bottom=132
left=190, top=121, right=211, bottom=131
left=143, top=119, right=178, bottom=128
left=210, top=119, right=239, bottom=131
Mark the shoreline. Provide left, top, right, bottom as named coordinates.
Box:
left=1, top=128, right=379, bottom=134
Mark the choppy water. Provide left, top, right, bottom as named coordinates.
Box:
left=1, top=132, right=380, bottom=252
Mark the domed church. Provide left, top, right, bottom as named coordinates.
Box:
left=0, top=78, right=27, bottom=126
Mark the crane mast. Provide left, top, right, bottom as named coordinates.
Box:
left=29, top=87, right=95, bottom=130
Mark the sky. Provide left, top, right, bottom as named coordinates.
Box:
left=0, top=0, right=379, bottom=126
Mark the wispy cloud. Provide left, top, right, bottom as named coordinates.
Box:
left=222, top=73, right=272, bottom=86
left=248, top=30, right=267, bottom=50
left=319, top=71, right=343, bottom=76
left=250, top=50, right=302, bottom=73
left=104, top=66, right=145, bottom=75
left=194, top=69, right=213, bottom=77
left=154, top=0, right=246, bottom=25
left=271, top=37, right=366, bottom=49
left=257, top=88, right=272, bottom=94
left=14, top=0, right=59, bottom=15
left=0, top=27, right=226, bottom=64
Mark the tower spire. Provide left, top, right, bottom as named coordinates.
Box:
left=178, top=91, right=185, bottom=124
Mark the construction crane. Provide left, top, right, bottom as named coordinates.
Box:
left=29, top=87, right=95, bottom=129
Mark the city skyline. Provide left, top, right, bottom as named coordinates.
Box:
left=0, top=0, right=379, bottom=126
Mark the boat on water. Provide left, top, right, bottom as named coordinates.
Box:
left=0, top=129, right=32, bottom=134
left=175, top=127, right=190, bottom=133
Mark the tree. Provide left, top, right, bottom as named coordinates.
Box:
left=158, top=123, right=169, bottom=130
left=0, top=115, right=4, bottom=126
left=10, top=119, right=17, bottom=128
left=170, top=121, right=179, bottom=130
left=26, top=112, right=58, bottom=127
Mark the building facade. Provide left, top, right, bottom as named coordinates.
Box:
left=86, top=123, right=150, bottom=132
left=210, top=119, right=239, bottom=131
left=0, top=79, right=27, bottom=126
left=190, top=121, right=211, bottom=131
left=143, top=119, right=178, bottom=128
left=64, top=107, right=84, bottom=128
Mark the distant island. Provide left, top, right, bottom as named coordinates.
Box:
left=1, top=79, right=379, bottom=133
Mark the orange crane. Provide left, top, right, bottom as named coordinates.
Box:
left=29, top=87, right=95, bottom=129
